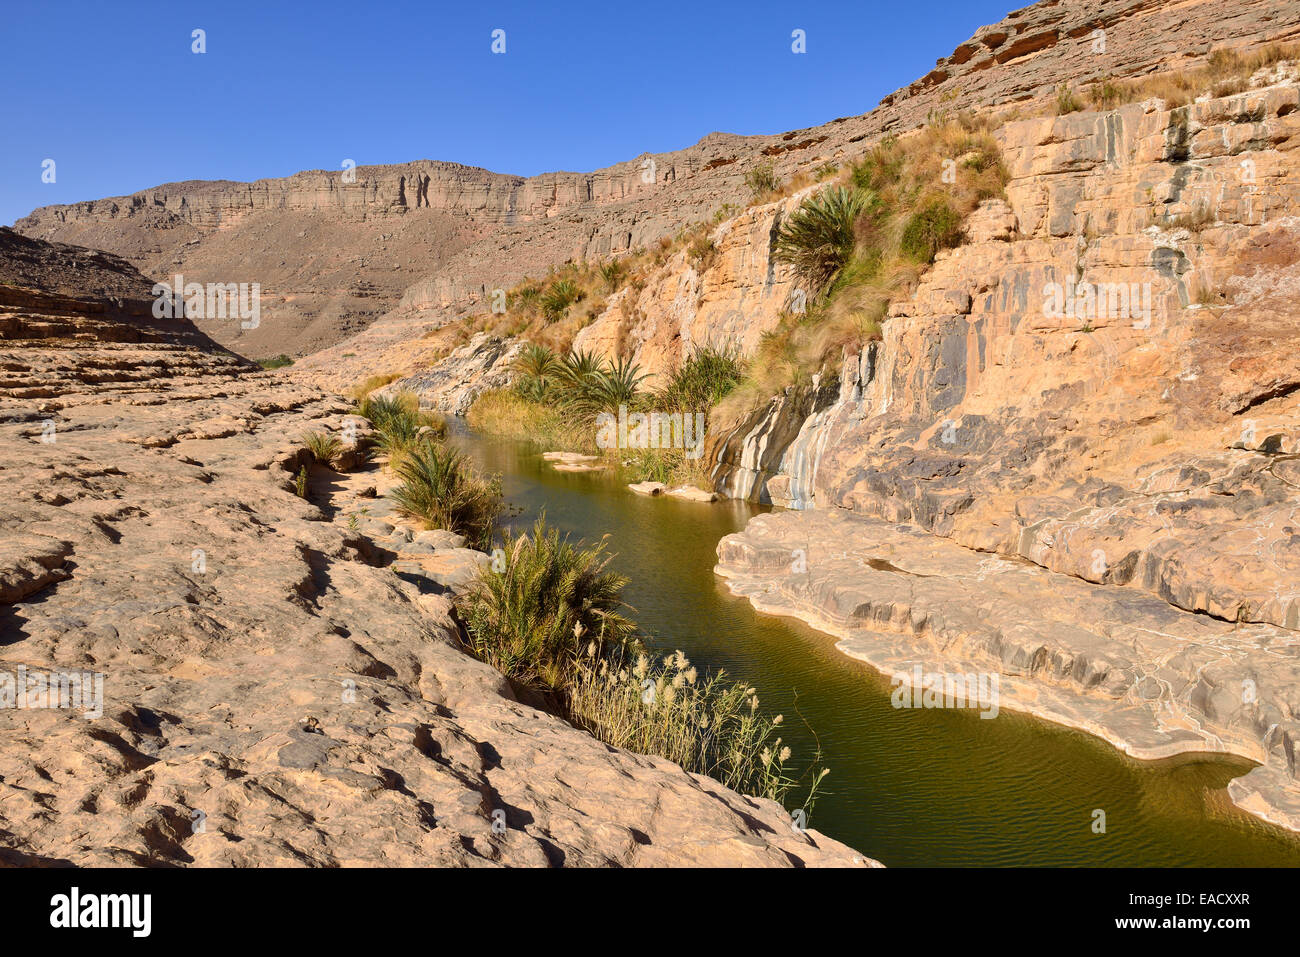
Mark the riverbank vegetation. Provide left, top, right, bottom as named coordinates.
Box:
left=347, top=392, right=826, bottom=808
left=719, top=113, right=1007, bottom=417
left=468, top=343, right=743, bottom=486
left=458, top=516, right=824, bottom=808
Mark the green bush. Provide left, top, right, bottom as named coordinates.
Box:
left=900, top=198, right=965, bottom=263
left=744, top=163, right=781, bottom=199
left=656, top=345, right=744, bottom=412
left=391, top=443, right=502, bottom=549
left=461, top=517, right=635, bottom=690
left=1055, top=83, right=1083, bottom=115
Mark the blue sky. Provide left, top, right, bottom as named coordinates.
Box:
left=1, top=0, right=1015, bottom=226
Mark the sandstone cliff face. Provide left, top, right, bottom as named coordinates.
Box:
left=716, top=65, right=1300, bottom=832
left=20, top=0, right=1292, bottom=371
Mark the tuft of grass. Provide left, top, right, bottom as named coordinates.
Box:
left=390, top=443, right=503, bottom=549
left=301, top=430, right=342, bottom=468
left=1089, top=78, right=1123, bottom=111
left=348, top=372, right=401, bottom=401
left=1162, top=203, right=1217, bottom=232
left=745, top=163, right=782, bottom=201
left=460, top=517, right=635, bottom=690
left=599, top=260, right=627, bottom=292
left=1058, top=42, right=1300, bottom=114
left=566, top=645, right=827, bottom=807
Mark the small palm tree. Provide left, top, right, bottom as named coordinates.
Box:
left=391, top=444, right=502, bottom=548
left=512, top=343, right=560, bottom=400
left=588, top=357, right=649, bottom=415
left=773, top=186, right=870, bottom=297
left=541, top=279, right=581, bottom=321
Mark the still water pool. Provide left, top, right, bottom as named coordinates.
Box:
left=450, top=423, right=1300, bottom=866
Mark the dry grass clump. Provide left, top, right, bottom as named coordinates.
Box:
left=1085, top=43, right=1300, bottom=112
left=466, top=386, right=571, bottom=447
left=566, top=645, right=828, bottom=807
left=347, top=372, right=402, bottom=401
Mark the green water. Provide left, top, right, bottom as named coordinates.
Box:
left=449, top=423, right=1300, bottom=867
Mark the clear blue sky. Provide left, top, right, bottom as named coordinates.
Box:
left=1, top=0, right=1015, bottom=226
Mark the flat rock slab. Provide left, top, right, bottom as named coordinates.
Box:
left=667, top=486, right=718, bottom=503
left=716, top=508, right=1300, bottom=833
left=0, top=327, right=872, bottom=867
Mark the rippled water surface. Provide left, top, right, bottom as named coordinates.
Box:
left=450, top=423, right=1300, bottom=866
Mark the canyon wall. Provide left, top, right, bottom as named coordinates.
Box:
left=718, top=67, right=1300, bottom=831
left=17, top=0, right=1293, bottom=372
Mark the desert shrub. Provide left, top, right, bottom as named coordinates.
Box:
left=900, top=197, right=965, bottom=263
left=1089, top=78, right=1123, bottom=110
left=1055, top=83, right=1083, bottom=115
left=687, top=236, right=718, bottom=273
left=390, top=443, right=502, bottom=548
left=294, top=466, right=309, bottom=498
left=656, top=345, right=744, bottom=412
left=460, top=517, right=635, bottom=690
left=773, top=186, right=871, bottom=297
left=257, top=354, right=294, bottom=369
left=745, top=163, right=781, bottom=199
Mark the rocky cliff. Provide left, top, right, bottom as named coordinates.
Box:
left=10, top=0, right=1300, bottom=859
left=716, top=66, right=1300, bottom=831
left=19, top=0, right=1293, bottom=370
